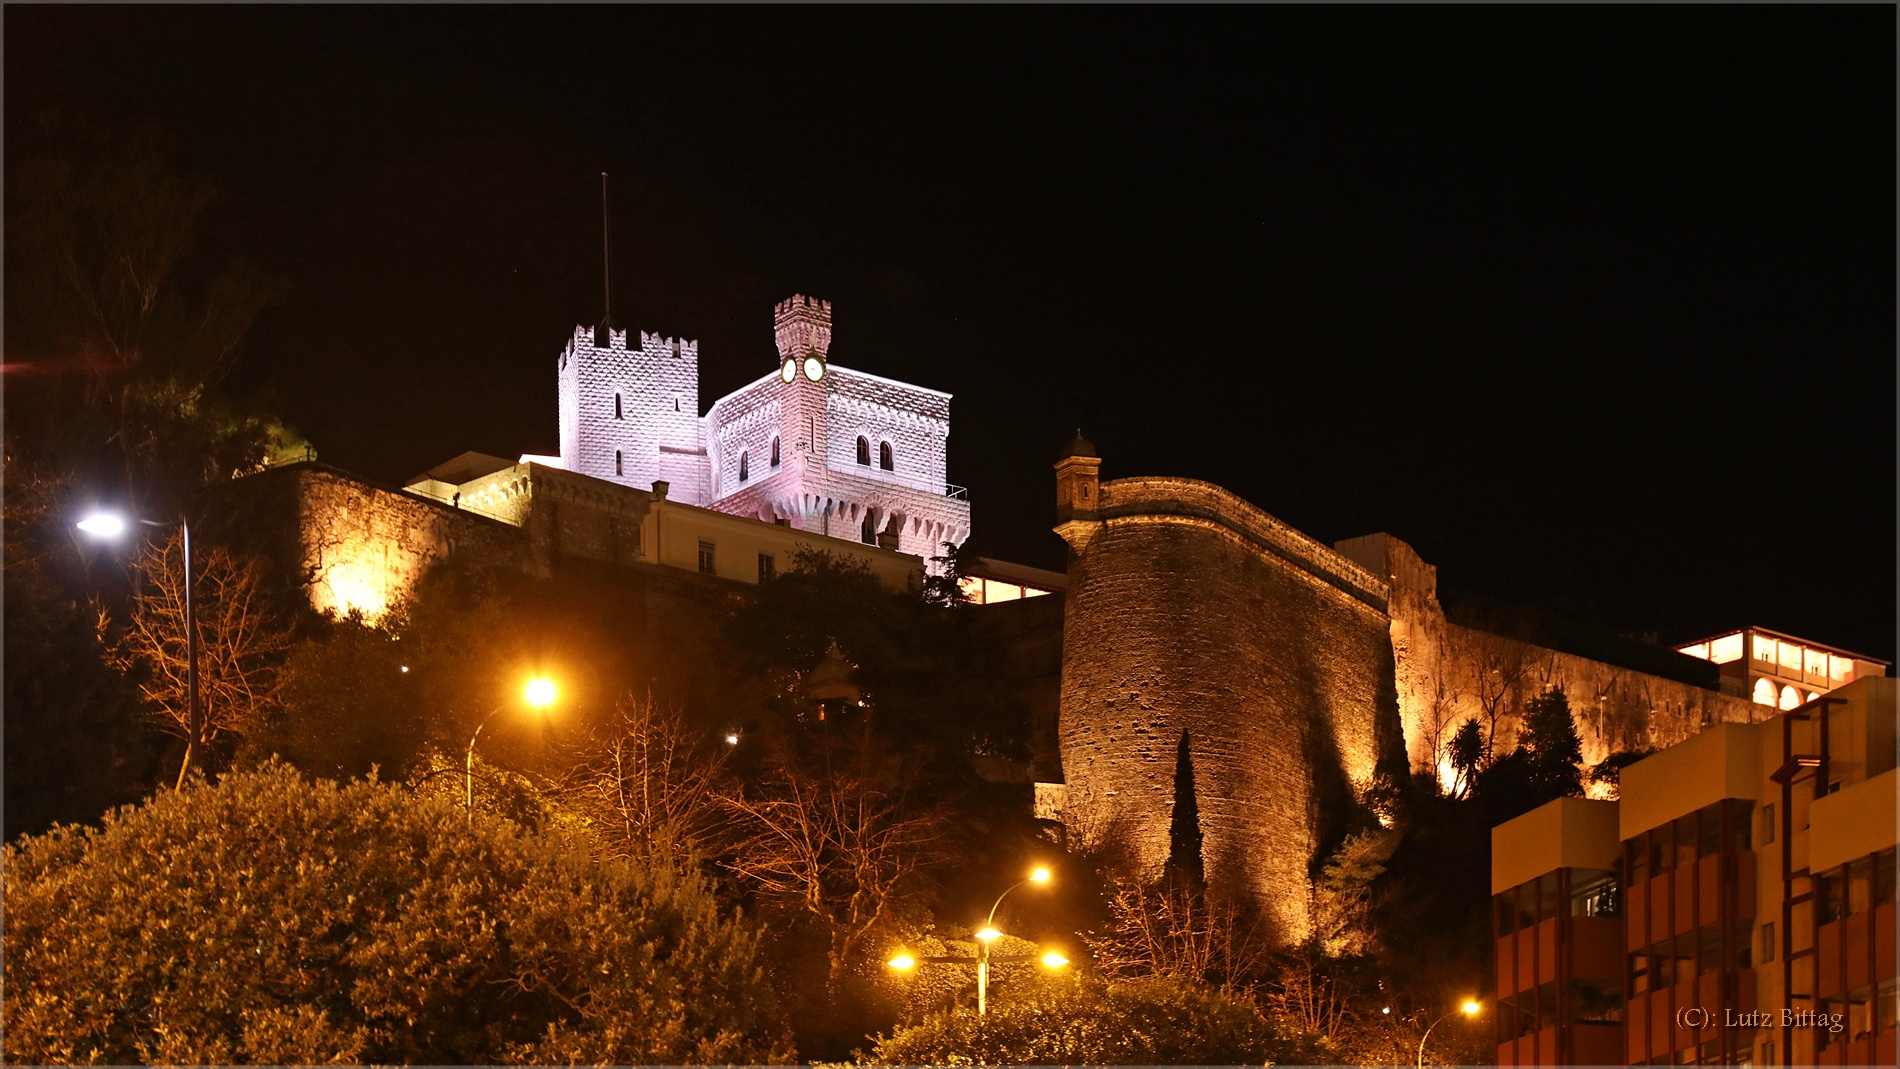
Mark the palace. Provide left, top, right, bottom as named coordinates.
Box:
left=553, top=295, right=970, bottom=558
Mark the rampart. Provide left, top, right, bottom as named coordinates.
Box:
left=1056, top=473, right=1408, bottom=942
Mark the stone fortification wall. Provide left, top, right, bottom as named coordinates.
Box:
left=1334, top=532, right=1764, bottom=785
left=1057, top=475, right=1407, bottom=942
left=221, top=464, right=526, bottom=619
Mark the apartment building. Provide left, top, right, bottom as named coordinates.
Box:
left=1492, top=676, right=1896, bottom=1066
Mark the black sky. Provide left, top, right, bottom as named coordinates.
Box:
left=9, top=6, right=1895, bottom=659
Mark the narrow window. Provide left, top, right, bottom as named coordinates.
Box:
left=771, top=437, right=781, bottom=467
left=615, top=449, right=623, bottom=476
left=861, top=511, right=876, bottom=545
left=1761, top=803, right=1775, bottom=845
left=856, top=436, right=870, bottom=465
left=879, top=441, right=894, bottom=470
left=671, top=339, right=681, bottom=358
left=697, top=540, right=716, bottom=575
left=1760, top=921, right=1775, bottom=963
left=615, top=393, right=623, bottom=419
left=758, top=554, right=775, bottom=583
left=739, top=451, right=749, bottom=482
left=674, top=397, right=680, bottom=412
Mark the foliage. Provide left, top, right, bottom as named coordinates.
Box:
left=1447, top=718, right=1485, bottom=799
left=865, top=976, right=1313, bottom=1066
left=2, top=762, right=794, bottom=1065
left=1519, top=686, right=1585, bottom=796
left=1087, top=876, right=1273, bottom=990
left=1164, top=729, right=1205, bottom=886
left=1310, top=829, right=1400, bottom=957
left=558, top=692, right=732, bottom=874
left=100, top=529, right=295, bottom=786
left=723, top=740, right=954, bottom=992
left=248, top=610, right=421, bottom=780
left=1587, top=747, right=1657, bottom=799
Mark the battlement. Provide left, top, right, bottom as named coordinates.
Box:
left=564, top=326, right=698, bottom=357
left=774, top=294, right=833, bottom=360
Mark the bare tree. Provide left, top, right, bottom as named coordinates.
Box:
left=101, top=531, right=293, bottom=786
left=1086, top=877, right=1274, bottom=989
left=723, top=754, right=950, bottom=992
left=1452, top=625, right=1532, bottom=759
left=560, top=694, right=729, bottom=874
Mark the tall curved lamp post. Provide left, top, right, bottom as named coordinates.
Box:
left=466, top=676, right=559, bottom=820
left=78, top=510, right=200, bottom=788
left=889, top=866, right=1060, bottom=1015
left=1417, top=999, right=1481, bottom=1068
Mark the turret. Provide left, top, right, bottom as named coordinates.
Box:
left=1054, top=430, right=1103, bottom=551
left=774, top=295, right=833, bottom=384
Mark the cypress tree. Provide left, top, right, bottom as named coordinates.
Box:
left=1164, top=729, right=1205, bottom=887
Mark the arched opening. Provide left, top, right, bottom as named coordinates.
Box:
left=615, top=449, right=623, bottom=476
left=1752, top=678, right=1776, bottom=706
left=879, top=441, right=894, bottom=470
left=739, top=451, right=749, bottom=482
left=861, top=510, right=877, bottom=545
left=615, top=393, right=623, bottom=419
left=1778, top=684, right=1801, bottom=711
left=771, top=437, right=781, bottom=467
left=856, top=437, right=870, bottom=465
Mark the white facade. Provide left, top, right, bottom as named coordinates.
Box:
left=557, top=295, right=971, bottom=559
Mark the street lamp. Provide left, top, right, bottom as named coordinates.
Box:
left=466, top=676, right=559, bottom=819
left=887, top=866, right=1062, bottom=1015
left=1416, top=999, right=1482, bottom=1068
left=78, top=509, right=200, bottom=789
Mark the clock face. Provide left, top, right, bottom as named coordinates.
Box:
left=803, top=356, right=825, bottom=382
left=781, top=358, right=796, bottom=383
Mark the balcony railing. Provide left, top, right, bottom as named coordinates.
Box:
left=945, top=483, right=969, bottom=500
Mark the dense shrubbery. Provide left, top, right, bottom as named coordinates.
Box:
left=2, top=762, right=792, bottom=1065
left=866, top=976, right=1312, bottom=1065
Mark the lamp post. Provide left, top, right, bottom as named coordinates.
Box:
left=78, top=510, right=199, bottom=789
left=888, top=866, right=1058, bottom=1015
left=1417, top=999, right=1482, bottom=1068
left=466, top=676, right=558, bottom=820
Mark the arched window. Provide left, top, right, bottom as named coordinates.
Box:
left=771, top=437, right=781, bottom=467
left=1778, top=684, right=1801, bottom=711
left=861, top=511, right=877, bottom=545
left=615, top=393, right=623, bottom=419
left=739, top=451, right=749, bottom=482
left=1752, top=677, right=1776, bottom=706
left=879, top=441, right=894, bottom=471
left=856, top=436, right=870, bottom=465
left=615, top=449, right=623, bottom=476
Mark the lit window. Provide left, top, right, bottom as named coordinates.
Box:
left=1681, top=643, right=1710, bottom=660
left=1779, top=643, right=1803, bottom=673
left=698, top=540, right=715, bottom=575
left=1709, top=633, right=1744, bottom=664
left=1829, top=655, right=1854, bottom=682
left=879, top=441, right=894, bottom=471
left=958, top=576, right=985, bottom=604
left=1753, top=678, right=1776, bottom=706
left=1754, top=635, right=1777, bottom=664
left=771, top=437, right=781, bottom=467
left=1779, top=685, right=1801, bottom=711
left=758, top=554, right=775, bottom=583
left=615, top=449, right=623, bottom=476
left=857, top=437, right=870, bottom=465
left=739, top=452, right=749, bottom=483
left=615, top=393, right=623, bottom=419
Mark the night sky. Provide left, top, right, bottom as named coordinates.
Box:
left=10, top=7, right=1894, bottom=659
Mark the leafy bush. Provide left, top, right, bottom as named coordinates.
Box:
left=865, top=976, right=1310, bottom=1065
left=3, top=761, right=793, bottom=1065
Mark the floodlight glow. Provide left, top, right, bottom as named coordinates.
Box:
left=524, top=677, right=558, bottom=708
left=76, top=512, right=127, bottom=538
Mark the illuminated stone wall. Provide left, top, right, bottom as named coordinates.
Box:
left=1056, top=475, right=1407, bottom=943
left=1335, top=532, right=1765, bottom=789
left=558, top=326, right=708, bottom=502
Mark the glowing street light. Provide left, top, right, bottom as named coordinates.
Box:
left=725, top=732, right=741, bottom=746
left=1417, top=998, right=1482, bottom=1068
left=1039, top=951, right=1069, bottom=969
left=887, top=953, right=916, bottom=970
left=465, top=676, right=560, bottom=819
left=77, top=509, right=201, bottom=788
